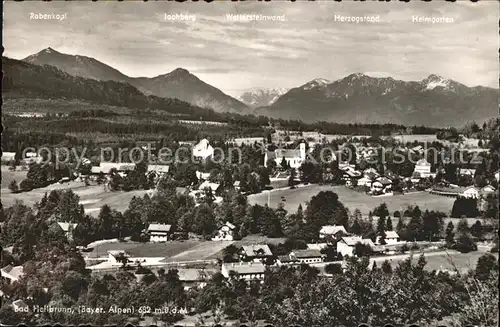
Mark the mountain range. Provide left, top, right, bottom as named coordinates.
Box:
left=238, top=88, right=289, bottom=108
left=257, top=73, right=498, bottom=126
left=13, top=47, right=500, bottom=127
left=2, top=56, right=221, bottom=120
left=23, top=48, right=249, bottom=113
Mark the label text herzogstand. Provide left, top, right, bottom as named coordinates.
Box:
left=334, top=15, right=380, bottom=23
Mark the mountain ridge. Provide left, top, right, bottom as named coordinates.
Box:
left=23, top=47, right=249, bottom=114
left=257, top=73, right=498, bottom=126
left=2, top=56, right=224, bottom=120
left=19, top=48, right=500, bottom=127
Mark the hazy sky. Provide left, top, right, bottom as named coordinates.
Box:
left=4, top=1, right=498, bottom=96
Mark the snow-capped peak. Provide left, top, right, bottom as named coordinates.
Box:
left=42, top=47, right=59, bottom=54
left=423, top=74, right=451, bottom=90
left=302, top=78, right=331, bottom=90
left=311, top=78, right=330, bottom=85
left=238, top=88, right=289, bottom=107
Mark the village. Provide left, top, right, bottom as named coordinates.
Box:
left=1, top=0, right=499, bottom=323
left=2, top=126, right=498, bottom=310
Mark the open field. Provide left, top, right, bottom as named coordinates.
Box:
left=385, top=249, right=498, bottom=272
left=85, top=240, right=202, bottom=259
left=206, top=235, right=287, bottom=260
left=248, top=184, right=456, bottom=216
left=0, top=166, right=28, bottom=189
left=385, top=134, right=439, bottom=143
left=1, top=173, right=151, bottom=215
left=163, top=241, right=233, bottom=262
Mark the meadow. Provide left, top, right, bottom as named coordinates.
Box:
left=1, top=167, right=151, bottom=214
left=84, top=240, right=203, bottom=259
left=248, top=184, right=456, bottom=216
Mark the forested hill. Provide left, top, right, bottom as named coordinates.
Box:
left=1, top=56, right=221, bottom=121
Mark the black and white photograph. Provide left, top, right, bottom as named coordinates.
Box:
left=1, top=0, right=499, bottom=326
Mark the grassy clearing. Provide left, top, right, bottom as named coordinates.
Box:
left=248, top=184, right=456, bottom=216
left=386, top=250, right=498, bottom=272
left=1, top=173, right=151, bottom=214
left=164, top=241, right=233, bottom=262
left=1, top=166, right=28, bottom=190
left=85, top=240, right=202, bottom=259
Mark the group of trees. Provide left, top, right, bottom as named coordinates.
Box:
left=8, top=162, right=74, bottom=193
left=444, top=219, right=484, bottom=253
left=451, top=196, right=480, bottom=218
left=2, top=250, right=497, bottom=326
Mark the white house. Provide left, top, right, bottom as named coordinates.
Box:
left=264, top=142, right=306, bottom=169
left=336, top=236, right=375, bottom=257
left=495, top=170, right=499, bottom=181
left=1, top=152, right=16, bottom=163
left=377, top=231, right=400, bottom=245
left=91, top=162, right=136, bottom=175
left=198, top=181, right=221, bottom=194
left=146, top=223, right=172, bottom=242
left=289, top=249, right=325, bottom=264
left=362, top=168, right=379, bottom=177
left=410, top=145, right=424, bottom=155
left=460, top=186, right=480, bottom=199
left=23, top=155, right=44, bottom=165
left=458, top=168, right=476, bottom=177
left=12, top=299, right=29, bottom=311
left=276, top=255, right=301, bottom=266
left=147, top=164, right=170, bottom=175
left=107, top=250, right=130, bottom=264
left=231, top=137, right=265, bottom=146
left=196, top=171, right=211, bottom=181
left=56, top=222, right=78, bottom=240
left=413, top=159, right=433, bottom=178
left=371, top=177, right=393, bottom=194
left=357, top=176, right=373, bottom=187
left=343, top=169, right=362, bottom=186
left=239, top=244, right=274, bottom=262
left=192, top=139, right=214, bottom=160
left=480, top=185, right=496, bottom=196
left=212, top=222, right=236, bottom=241
left=319, top=225, right=348, bottom=241
left=0, top=265, right=25, bottom=283
left=221, top=262, right=266, bottom=281
left=177, top=268, right=217, bottom=290
left=339, top=162, right=356, bottom=171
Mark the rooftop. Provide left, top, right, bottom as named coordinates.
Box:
left=240, top=244, right=273, bottom=257
left=198, top=181, right=221, bottom=192
left=267, top=148, right=302, bottom=160
left=147, top=223, right=172, bottom=233
left=57, top=222, right=78, bottom=232
left=108, top=250, right=130, bottom=257
left=291, top=249, right=324, bottom=258
left=0, top=265, right=25, bottom=280
left=340, top=236, right=376, bottom=247
left=176, top=268, right=217, bottom=282
left=277, top=255, right=300, bottom=263
left=320, top=225, right=347, bottom=235
left=223, top=262, right=266, bottom=275
left=385, top=231, right=399, bottom=239
left=147, top=165, right=170, bottom=173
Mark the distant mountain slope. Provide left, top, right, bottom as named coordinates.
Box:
left=238, top=88, right=288, bottom=107
left=2, top=56, right=219, bottom=119
left=23, top=47, right=130, bottom=83
left=258, top=73, right=498, bottom=127
left=22, top=48, right=249, bottom=114
left=131, top=68, right=249, bottom=113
